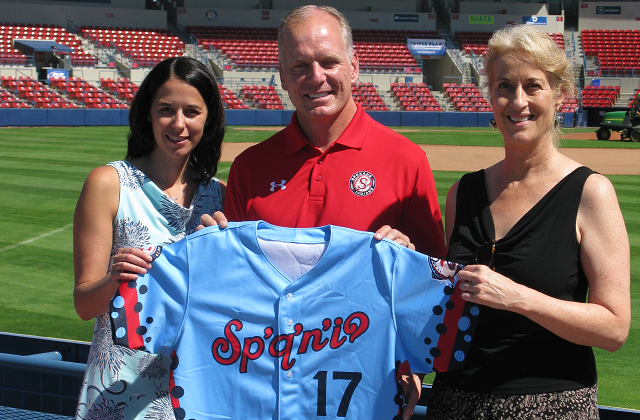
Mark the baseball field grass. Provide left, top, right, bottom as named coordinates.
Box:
left=0, top=126, right=638, bottom=409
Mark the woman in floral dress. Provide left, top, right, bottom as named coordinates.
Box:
left=73, top=57, right=226, bottom=420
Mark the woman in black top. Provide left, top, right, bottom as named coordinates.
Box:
left=426, top=25, right=630, bottom=419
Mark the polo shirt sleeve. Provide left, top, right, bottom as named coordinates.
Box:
left=400, top=153, right=447, bottom=258
left=391, top=248, right=480, bottom=374
left=109, top=240, right=190, bottom=357
left=223, top=159, right=248, bottom=222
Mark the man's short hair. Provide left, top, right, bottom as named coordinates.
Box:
left=277, top=5, right=354, bottom=61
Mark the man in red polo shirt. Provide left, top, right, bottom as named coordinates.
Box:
left=210, top=5, right=445, bottom=257
left=201, top=6, right=446, bottom=417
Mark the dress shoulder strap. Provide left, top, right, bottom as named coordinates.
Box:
left=457, top=170, right=486, bottom=199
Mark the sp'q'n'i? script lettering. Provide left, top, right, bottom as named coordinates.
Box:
left=212, top=311, right=370, bottom=373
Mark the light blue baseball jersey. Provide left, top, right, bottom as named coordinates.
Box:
left=110, top=221, right=479, bottom=420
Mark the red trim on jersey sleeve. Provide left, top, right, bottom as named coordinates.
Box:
left=395, top=360, right=411, bottom=382
left=118, top=282, right=144, bottom=349
left=433, top=283, right=466, bottom=372
left=169, top=350, right=180, bottom=409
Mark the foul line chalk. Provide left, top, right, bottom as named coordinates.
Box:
left=0, top=223, right=73, bottom=254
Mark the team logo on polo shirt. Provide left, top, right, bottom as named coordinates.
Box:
left=270, top=180, right=287, bottom=191
left=349, top=171, right=376, bottom=196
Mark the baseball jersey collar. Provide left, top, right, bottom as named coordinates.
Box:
left=283, top=104, right=369, bottom=155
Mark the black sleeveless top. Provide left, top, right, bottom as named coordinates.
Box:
left=437, top=166, right=597, bottom=394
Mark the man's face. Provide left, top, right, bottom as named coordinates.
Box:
left=279, top=11, right=359, bottom=125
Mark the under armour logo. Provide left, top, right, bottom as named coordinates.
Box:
left=270, top=180, right=287, bottom=191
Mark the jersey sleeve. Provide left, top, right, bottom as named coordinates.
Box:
left=109, top=240, right=190, bottom=357
left=400, top=153, right=447, bottom=258
left=391, top=248, right=480, bottom=374
left=223, top=160, right=248, bottom=222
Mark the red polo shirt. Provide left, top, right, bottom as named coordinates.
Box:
left=224, top=105, right=446, bottom=257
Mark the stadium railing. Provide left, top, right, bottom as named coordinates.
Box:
left=0, top=406, right=73, bottom=419
left=1, top=332, right=640, bottom=418
left=0, top=332, right=88, bottom=416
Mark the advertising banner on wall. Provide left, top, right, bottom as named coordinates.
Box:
left=469, top=15, right=494, bottom=24
left=394, top=14, right=419, bottom=23
left=596, top=6, right=621, bottom=15
left=46, top=69, right=68, bottom=83
left=522, top=16, right=548, bottom=25
left=407, top=39, right=446, bottom=56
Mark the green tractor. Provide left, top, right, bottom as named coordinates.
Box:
left=596, top=92, right=640, bottom=142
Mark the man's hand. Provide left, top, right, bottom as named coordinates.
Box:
left=400, top=373, right=423, bottom=420
left=374, top=225, right=415, bottom=250
left=197, top=211, right=228, bottom=231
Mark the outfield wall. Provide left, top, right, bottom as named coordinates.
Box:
left=0, top=108, right=502, bottom=128
left=0, top=108, right=580, bottom=128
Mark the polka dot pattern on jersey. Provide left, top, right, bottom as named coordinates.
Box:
left=423, top=283, right=480, bottom=371
left=109, top=278, right=158, bottom=352
left=168, top=354, right=188, bottom=419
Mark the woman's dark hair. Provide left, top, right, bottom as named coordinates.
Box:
left=127, top=56, right=225, bottom=183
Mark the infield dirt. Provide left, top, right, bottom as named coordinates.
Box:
left=222, top=130, right=640, bottom=175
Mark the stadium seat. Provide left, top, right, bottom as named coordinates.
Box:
left=188, top=26, right=426, bottom=74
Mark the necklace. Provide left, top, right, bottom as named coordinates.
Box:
left=147, top=157, right=186, bottom=202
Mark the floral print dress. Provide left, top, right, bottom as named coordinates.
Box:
left=75, top=161, right=223, bottom=420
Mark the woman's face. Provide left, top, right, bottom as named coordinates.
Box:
left=490, top=52, right=562, bottom=148
left=149, top=78, right=208, bottom=161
